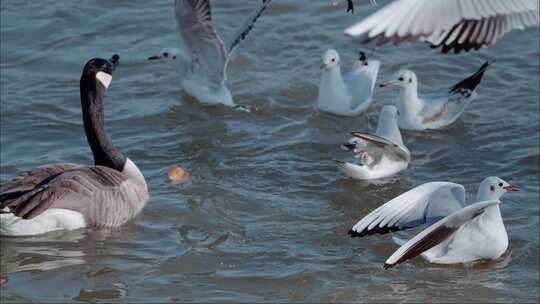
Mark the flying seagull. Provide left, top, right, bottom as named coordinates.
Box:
left=344, top=0, right=539, bottom=53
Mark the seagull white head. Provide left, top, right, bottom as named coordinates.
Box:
left=476, top=176, right=519, bottom=201
left=148, top=47, right=182, bottom=63
left=380, top=69, right=418, bottom=89
left=320, top=49, right=340, bottom=70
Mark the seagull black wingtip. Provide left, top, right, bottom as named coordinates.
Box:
left=383, top=263, right=393, bottom=270
left=449, top=60, right=492, bottom=94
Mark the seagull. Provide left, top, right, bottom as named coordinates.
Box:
left=0, top=55, right=149, bottom=236
left=148, top=0, right=272, bottom=107
left=318, top=50, right=380, bottom=116
left=344, top=0, right=540, bottom=53
left=348, top=176, right=519, bottom=268
left=335, top=105, right=410, bottom=180
left=379, top=61, right=490, bottom=131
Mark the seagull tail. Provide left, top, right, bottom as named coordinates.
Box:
left=449, top=60, right=492, bottom=94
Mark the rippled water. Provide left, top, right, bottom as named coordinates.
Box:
left=1, top=0, right=539, bottom=302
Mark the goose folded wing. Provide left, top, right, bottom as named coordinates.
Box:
left=4, top=166, right=127, bottom=220
left=384, top=200, right=501, bottom=269
left=1, top=163, right=80, bottom=207
left=348, top=182, right=465, bottom=237
left=175, top=0, right=227, bottom=84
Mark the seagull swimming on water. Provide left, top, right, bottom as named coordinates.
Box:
left=318, top=50, right=380, bottom=116
left=336, top=105, right=410, bottom=180
left=343, top=0, right=539, bottom=53
left=348, top=176, right=519, bottom=268
left=148, top=0, right=272, bottom=107
left=379, top=61, right=491, bottom=131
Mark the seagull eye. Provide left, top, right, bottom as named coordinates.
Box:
left=490, top=186, right=495, bottom=191
left=398, top=77, right=404, bottom=81
left=363, top=62, right=368, bottom=66
left=163, top=52, right=169, bottom=57
left=331, top=58, right=336, bottom=62
left=498, top=183, right=503, bottom=187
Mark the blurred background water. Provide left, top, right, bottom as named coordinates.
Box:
left=1, top=0, right=539, bottom=302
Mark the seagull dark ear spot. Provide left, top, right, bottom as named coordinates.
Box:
left=409, top=78, right=412, bottom=83
left=172, top=55, right=177, bottom=59
left=490, top=185, right=495, bottom=191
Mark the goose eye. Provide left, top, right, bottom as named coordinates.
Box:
left=498, top=183, right=503, bottom=187
left=163, top=52, right=169, bottom=57
left=490, top=185, right=495, bottom=191
left=398, top=77, right=404, bottom=81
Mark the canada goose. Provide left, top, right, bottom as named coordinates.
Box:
left=1, top=55, right=149, bottom=236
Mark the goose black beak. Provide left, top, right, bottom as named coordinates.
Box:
left=109, top=54, right=120, bottom=71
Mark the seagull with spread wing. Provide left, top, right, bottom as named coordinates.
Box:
left=148, top=0, right=272, bottom=107
left=348, top=176, right=519, bottom=268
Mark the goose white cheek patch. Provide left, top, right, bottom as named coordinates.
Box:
left=96, top=72, right=112, bottom=89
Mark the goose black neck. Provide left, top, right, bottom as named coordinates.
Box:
left=80, top=75, right=126, bottom=171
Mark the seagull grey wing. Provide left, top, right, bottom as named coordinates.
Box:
left=384, top=200, right=500, bottom=269
left=1, top=164, right=80, bottom=207
left=3, top=166, right=139, bottom=228
left=226, top=0, right=272, bottom=53
left=417, top=93, right=454, bottom=125
left=349, top=182, right=465, bottom=238
left=350, top=132, right=410, bottom=162
left=344, top=0, right=539, bottom=53
left=175, top=0, right=227, bottom=84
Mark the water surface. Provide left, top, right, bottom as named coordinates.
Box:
left=1, top=0, right=539, bottom=302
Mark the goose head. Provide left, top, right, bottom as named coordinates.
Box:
left=81, top=54, right=119, bottom=92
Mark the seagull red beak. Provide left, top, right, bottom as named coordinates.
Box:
left=503, top=184, right=520, bottom=192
